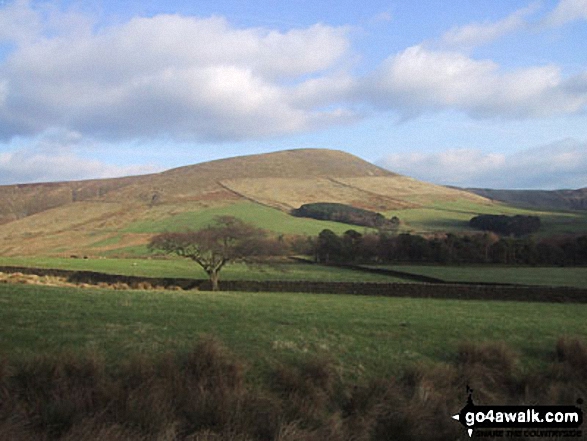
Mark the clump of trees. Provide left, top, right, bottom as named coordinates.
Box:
left=291, top=202, right=399, bottom=229
left=469, top=214, right=541, bottom=237
left=149, top=216, right=284, bottom=290
left=307, top=229, right=587, bottom=266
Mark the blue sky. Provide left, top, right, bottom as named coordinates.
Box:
left=0, top=0, right=586, bottom=189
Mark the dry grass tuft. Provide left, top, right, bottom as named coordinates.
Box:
left=555, top=336, right=587, bottom=379
left=456, top=341, right=521, bottom=404
left=0, top=337, right=585, bottom=440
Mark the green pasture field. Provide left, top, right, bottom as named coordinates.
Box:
left=0, top=256, right=408, bottom=283
left=121, top=201, right=371, bottom=236
left=373, top=265, right=587, bottom=289
left=1, top=283, right=585, bottom=378
left=116, top=199, right=587, bottom=240
left=0, top=255, right=585, bottom=287
left=387, top=200, right=587, bottom=236
left=50, top=199, right=587, bottom=258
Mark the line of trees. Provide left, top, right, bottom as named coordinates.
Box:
left=469, top=214, right=541, bottom=237
left=148, top=216, right=586, bottom=291
left=305, top=229, right=587, bottom=266
left=291, top=202, right=400, bottom=229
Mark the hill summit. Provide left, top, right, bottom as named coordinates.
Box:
left=0, top=149, right=381, bottom=224
left=0, top=148, right=491, bottom=256
left=163, top=148, right=396, bottom=180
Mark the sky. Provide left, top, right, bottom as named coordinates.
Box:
left=0, top=0, right=586, bottom=189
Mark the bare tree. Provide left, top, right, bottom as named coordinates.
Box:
left=148, top=216, right=284, bottom=291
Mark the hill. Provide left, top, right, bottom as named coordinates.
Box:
left=1, top=148, right=582, bottom=257
left=0, top=149, right=401, bottom=225
left=463, top=187, right=587, bottom=212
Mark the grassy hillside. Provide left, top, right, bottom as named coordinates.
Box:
left=0, top=148, right=585, bottom=257
left=388, top=199, right=587, bottom=236
left=1, top=197, right=585, bottom=257
left=121, top=201, right=371, bottom=236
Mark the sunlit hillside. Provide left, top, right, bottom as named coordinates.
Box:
left=1, top=148, right=584, bottom=257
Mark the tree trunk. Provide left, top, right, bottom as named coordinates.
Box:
left=209, top=270, right=220, bottom=291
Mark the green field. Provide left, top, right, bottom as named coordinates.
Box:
left=4, top=198, right=583, bottom=258
left=120, top=199, right=587, bottom=238
left=0, top=256, right=408, bottom=283
left=386, top=200, right=587, bottom=236
left=374, top=265, right=587, bottom=289
left=122, top=201, right=372, bottom=236
left=1, top=255, right=586, bottom=287
left=1, top=283, right=585, bottom=377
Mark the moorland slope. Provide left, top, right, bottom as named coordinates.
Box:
left=0, top=148, right=499, bottom=256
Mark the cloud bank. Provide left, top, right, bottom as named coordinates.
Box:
left=378, top=139, right=587, bottom=190
left=438, top=3, right=537, bottom=50
left=0, top=1, right=354, bottom=142
left=543, top=0, right=587, bottom=27
left=362, top=44, right=587, bottom=119
left=0, top=130, right=159, bottom=185
left=1, top=0, right=586, bottom=145
left=0, top=0, right=586, bottom=187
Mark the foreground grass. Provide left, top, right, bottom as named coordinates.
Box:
left=2, top=336, right=585, bottom=441
left=376, top=265, right=587, bottom=289
left=1, top=283, right=585, bottom=378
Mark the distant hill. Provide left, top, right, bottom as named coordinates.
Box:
left=0, top=149, right=396, bottom=225
left=0, top=148, right=529, bottom=257
left=0, top=148, right=487, bottom=224
left=462, top=188, right=587, bottom=212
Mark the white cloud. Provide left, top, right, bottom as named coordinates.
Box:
left=371, top=11, right=393, bottom=24
left=378, top=139, right=587, bottom=189
left=362, top=45, right=587, bottom=119
left=0, top=0, right=42, bottom=43
left=544, top=0, right=587, bottom=27
left=291, top=73, right=357, bottom=109
left=379, top=149, right=506, bottom=186
left=358, top=1, right=587, bottom=121
left=0, top=0, right=586, bottom=157
left=439, top=3, right=538, bottom=50
left=0, top=3, right=352, bottom=142
left=0, top=130, right=159, bottom=184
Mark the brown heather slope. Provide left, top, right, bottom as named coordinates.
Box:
left=0, top=176, right=143, bottom=225
left=0, top=149, right=492, bottom=256
left=0, top=149, right=395, bottom=225
left=463, top=187, right=587, bottom=211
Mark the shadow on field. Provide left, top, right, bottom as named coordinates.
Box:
left=0, top=337, right=585, bottom=440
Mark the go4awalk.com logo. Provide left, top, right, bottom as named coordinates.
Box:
left=452, top=388, right=583, bottom=438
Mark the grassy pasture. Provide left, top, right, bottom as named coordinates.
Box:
left=2, top=197, right=584, bottom=258
left=375, top=265, right=587, bottom=289
left=122, top=201, right=369, bottom=236
left=1, top=283, right=585, bottom=378
left=121, top=199, right=587, bottom=239
left=0, top=256, right=408, bottom=283
left=1, top=255, right=585, bottom=287
left=388, top=199, right=587, bottom=236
